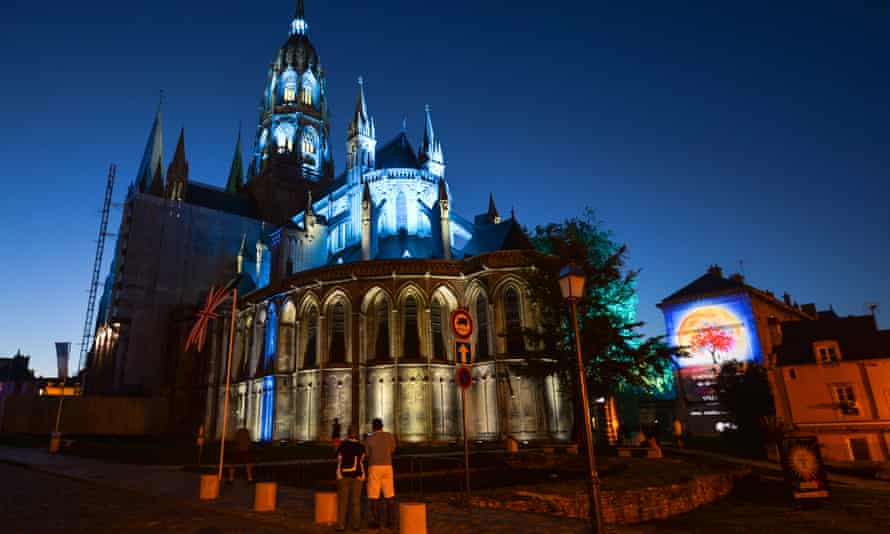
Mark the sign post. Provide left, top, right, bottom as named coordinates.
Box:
left=451, top=309, right=474, bottom=500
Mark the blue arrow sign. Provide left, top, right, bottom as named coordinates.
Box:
left=455, top=341, right=472, bottom=364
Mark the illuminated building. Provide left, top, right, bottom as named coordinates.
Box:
left=772, top=312, right=890, bottom=464
left=88, top=1, right=572, bottom=442
left=658, top=265, right=813, bottom=435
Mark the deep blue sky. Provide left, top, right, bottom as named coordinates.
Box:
left=2, top=1, right=888, bottom=377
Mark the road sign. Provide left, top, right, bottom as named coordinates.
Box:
left=456, top=365, right=472, bottom=390
left=451, top=309, right=474, bottom=339
left=455, top=341, right=473, bottom=364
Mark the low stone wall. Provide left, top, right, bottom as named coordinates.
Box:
left=468, top=468, right=750, bottom=525
left=0, top=396, right=169, bottom=436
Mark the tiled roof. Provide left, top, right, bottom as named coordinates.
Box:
left=660, top=271, right=746, bottom=303
left=375, top=133, right=420, bottom=170
left=462, top=218, right=534, bottom=257
left=185, top=182, right=258, bottom=219
left=775, top=314, right=890, bottom=366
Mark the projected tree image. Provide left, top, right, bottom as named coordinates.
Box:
left=690, top=325, right=735, bottom=365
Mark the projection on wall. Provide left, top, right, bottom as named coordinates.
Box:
left=663, top=293, right=762, bottom=404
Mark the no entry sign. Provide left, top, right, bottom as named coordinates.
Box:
left=456, top=365, right=472, bottom=390
left=451, top=309, right=473, bottom=339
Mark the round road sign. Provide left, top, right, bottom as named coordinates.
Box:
left=456, top=365, right=472, bottom=390
left=451, top=309, right=474, bottom=339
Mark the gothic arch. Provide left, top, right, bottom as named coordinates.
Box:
left=278, top=299, right=298, bottom=373
left=322, top=289, right=352, bottom=366
left=430, top=285, right=459, bottom=361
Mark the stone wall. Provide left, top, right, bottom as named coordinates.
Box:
left=469, top=468, right=749, bottom=525
left=0, top=396, right=169, bottom=436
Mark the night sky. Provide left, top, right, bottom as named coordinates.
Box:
left=2, top=1, right=888, bottom=377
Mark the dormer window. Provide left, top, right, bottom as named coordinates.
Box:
left=814, top=340, right=841, bottom=364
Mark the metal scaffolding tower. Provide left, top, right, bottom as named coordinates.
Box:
left=78, top=164, right=117, bottom=375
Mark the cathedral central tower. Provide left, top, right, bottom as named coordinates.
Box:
left=246, top=1, right=334, bottom=224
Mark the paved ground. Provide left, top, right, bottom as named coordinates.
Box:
left=1, top=445, right=887, bottom=533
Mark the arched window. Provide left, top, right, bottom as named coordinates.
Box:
left=431, top=299, right=446, bottom=360
left=329, top=302, right=347, bottom=364
left=303, top=307, right=318, bottom=368
left=263, top=303, right=278, bottom=373
left=284, top=85, right=297, bottom=103
left=476, top=294, right=491, bottom=360
left=275, top=124, right=295, bottom=154
left=279, top=302, right=297, bottom=372
left=372, top=296, right=390, bottom=361
left=402, top=295, right=421, bottom=359
left=396, top=191, right=408, bottom=231
left=504, top=287, right=524, bottom=354
left=300, top=84, right=313, bottom=106
left=302, top=128, right=317, bottom=155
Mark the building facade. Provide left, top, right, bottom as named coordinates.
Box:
left=658, top=265, right=814, bottom=435
left=88, top=1, right=572, bottom=442
left=772, top=313, right=890, bottom=464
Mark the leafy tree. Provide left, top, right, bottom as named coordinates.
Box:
left=690, top=325, right=735, bottom=365
left=715, top=361, right=775, bottom=454
left=517, top=209, right=679, bottom=442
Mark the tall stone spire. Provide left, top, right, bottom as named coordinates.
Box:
left=165, top=128, right=189, bottom=200
left=226, top=128, right=244, bottom=194
left=346, top=77, right=376, bottom=182
left=291, top=0, right=309, bottom=36
left=488, top=193, right=501, bottom=224
left=148, top=162, right=164, bottom=197
left=418, top=104, right=444, bottom=177
left=136, top=100, right=164, bottom=193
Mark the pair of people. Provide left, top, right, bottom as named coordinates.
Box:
left=335, top=418, right=396, bottom=531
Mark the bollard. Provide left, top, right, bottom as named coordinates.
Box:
left=314, top=491, right=337, bottom=525
left=48, top=432, right=61, bottom=454
left=543, top=446, right=556, bottom=455
left=199, top=474, right=220, bottom=500
left=254, top=482, right=277, bottom=512
left=505, top=436, right=519, bottom=454
left=399, top=502, right=427, bottom=534
left=566, top=444, right=579, bottom=455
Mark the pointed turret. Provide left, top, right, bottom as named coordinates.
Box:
left=418, top=105, right=445, bottom=177
left=346, top=77, right=377, bottom=183
left=436, top=177, right=452, bottom=260
left=226, top=129, right=244, bottom=194
left=136, top=103, right=164, bottom=193
left=487, top=193, right=501, bottom=224
left=290, top=0, right=308, bottom=36
left=361, top=181, right=374, bottom=261
left=148, top=162, right=164, bottom=197
left=165, top=129, right=189, bottom=200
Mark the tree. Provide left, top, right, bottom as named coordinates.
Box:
left=518, top=209, right=680, bottom=443
left=690, top=325, right=735, bottom=365
left=715, top=361, right=775, bottom=455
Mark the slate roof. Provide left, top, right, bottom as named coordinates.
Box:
left=185, top=182, right=258, bottom=219
left=375, top=132, right=421, bottom=170
left=660, top=270, right=746, bottom=303
left=774, top=314, right=890, bottom=366
left=462, top=218, right=534, bottom=257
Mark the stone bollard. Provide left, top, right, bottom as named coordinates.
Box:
left=48, top=432, right=61, bottom=454
left=399, top=502, right=427, bottom=534
left=199, top=474, right=220, bottom=500
left=314, top=491, right=338, bottom=525
left=254, top=482, right=277, bottom=512
left=505, top=436, right=519, bottom=454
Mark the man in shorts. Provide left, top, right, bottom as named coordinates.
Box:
left=364, top=418, right=396, bottom=529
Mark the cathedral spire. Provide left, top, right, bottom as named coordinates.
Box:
left=348, top=77, right=374, bottom=139
left=419, top=104, right=445, bottom=177
left=226, top=128, right=244, bottom=194
left=291, top=0, right=309, bottom=36
left=136, top=102, right=164, bottom=193
left=148, top=162, right=164, bottom=197
left=487, top=193, right=501, bottom=224
left=165, top=128, right=189, bottom=200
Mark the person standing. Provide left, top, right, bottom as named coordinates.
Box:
left=364, top=418, right=396, bottom=529
left=335, top=425, right=366, bottom=532
left=332, top=417, right=342, bottom=449
left=673, top=417, right=684, bottom=448
left=227, top=427, right=254, bottom=484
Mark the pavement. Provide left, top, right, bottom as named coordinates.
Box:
left=0, top=446, right=590, bottom=533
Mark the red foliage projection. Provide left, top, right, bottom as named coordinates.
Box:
left=690, top=325, right=735, bottom=365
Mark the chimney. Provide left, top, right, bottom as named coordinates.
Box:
left=729, top=273, right=745, bottom=284
left=783, top=292, right=792, bottom=306
left=707, top=264, right=724, bottom=278
left=801, top=303, right=817, bottom=317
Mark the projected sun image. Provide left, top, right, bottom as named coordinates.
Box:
left=675, top=305, right=752, bottom=367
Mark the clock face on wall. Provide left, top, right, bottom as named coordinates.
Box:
left=789, top=445, right=819, bottom=480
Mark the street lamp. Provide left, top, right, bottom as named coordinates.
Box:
left=559, top=263, right=605, bottom=534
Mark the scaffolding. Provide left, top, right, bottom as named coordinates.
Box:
left=78, top=164, right=117, bottom=376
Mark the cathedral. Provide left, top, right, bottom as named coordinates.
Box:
left=88, top=1, right=572, bottom=444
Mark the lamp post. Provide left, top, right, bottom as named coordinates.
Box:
left=559, top=263, right=605, bottom=534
